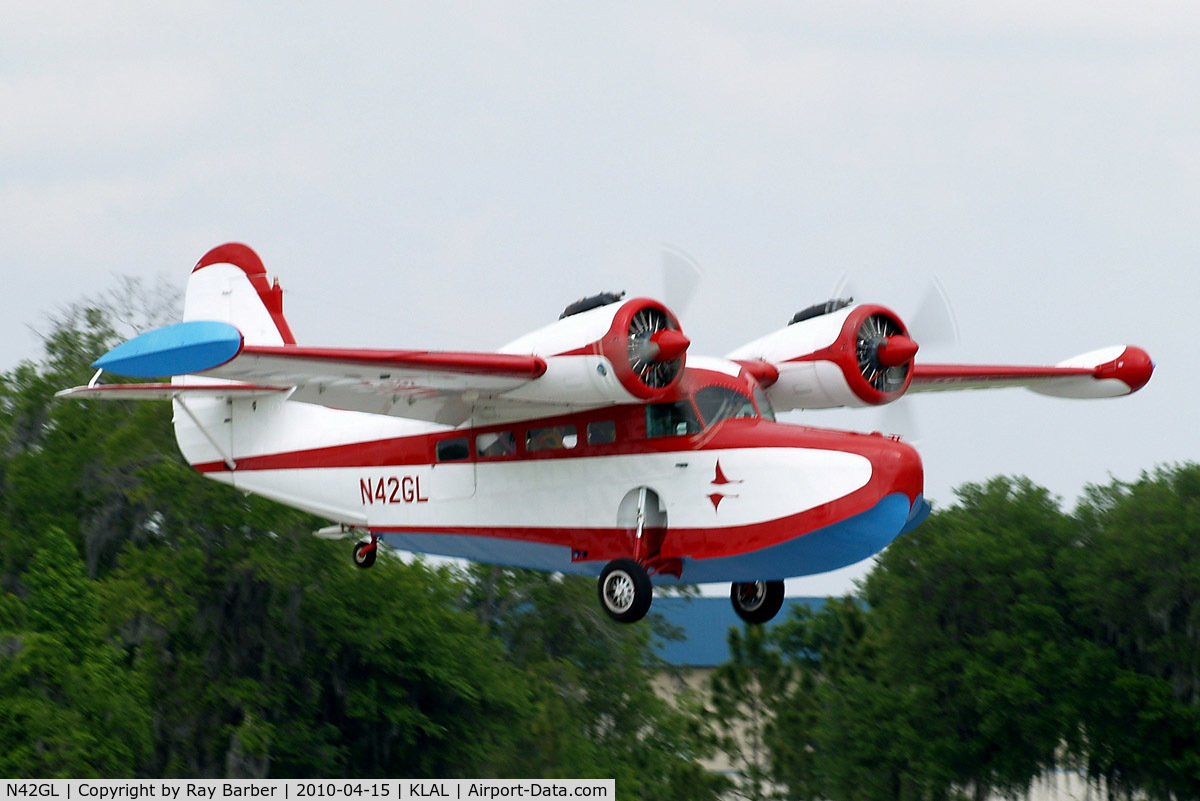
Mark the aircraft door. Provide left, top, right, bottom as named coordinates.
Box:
left=617, top=487, right=668, bottom=561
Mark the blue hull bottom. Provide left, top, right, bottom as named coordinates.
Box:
left=380, top=492, right=929, bottom=584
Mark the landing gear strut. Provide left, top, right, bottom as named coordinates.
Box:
left=731, top=580, right=785, bottom=624
left=598, top=558, right=653, bottom=623
left=352, top=535, right=379, bottom=569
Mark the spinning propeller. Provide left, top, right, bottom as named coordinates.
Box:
left=832, top=274, right=960, bottom=353
left=831, top=275, right=960, bottom=439
left=660, top=244, right=703, bottom=317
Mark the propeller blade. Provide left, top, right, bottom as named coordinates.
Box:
left=829, top=273, right=858, bottom=306
left=879, top=398, right=920, bottom=445
left=660, top=244, right=703, bottom=316
left=907, top=277, right=959, bottom=351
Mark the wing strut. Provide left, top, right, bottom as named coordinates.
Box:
left=176, top=396, right=237, bottom=471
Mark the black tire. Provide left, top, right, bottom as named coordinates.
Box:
left=352, top=541, right=377, bottom=569
left=730, top=580, right=785, bottom=624
left=598, top=558, right=653, bottom=623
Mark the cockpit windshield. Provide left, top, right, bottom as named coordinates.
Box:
left=752, top=383, right=776, bottom=422
left=694, top=386, right=758, bottom=427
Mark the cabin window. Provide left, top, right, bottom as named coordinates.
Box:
left=587, top=420, right=617, bottom=445
left=694, top=386, right=757, bottom=427
left=753, top=384, right=776, bottom=421
left=476, top=431, right=516, bottom=458
left=526, top=424, right=577, bottom=452
left=436, top=437, right=470, bottom=461
left=646, top=401, right=700, bottom=438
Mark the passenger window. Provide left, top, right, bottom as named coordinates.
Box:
left=694, top=387, right=757, bottom=427
left=436, top=437, right=470, bottom=461
left=587, top=420, right=616, bottom=445
left=526, top=425, right=577, bottom=452
left=646, top=402, right=701, bottom=438
left=476, top=431, right=516, bottom=458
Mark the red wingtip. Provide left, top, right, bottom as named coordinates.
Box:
left=1101, top=346, right=1154, bottom=393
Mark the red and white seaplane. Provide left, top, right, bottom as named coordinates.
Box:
left=59, top=244, right=1154, bottom=623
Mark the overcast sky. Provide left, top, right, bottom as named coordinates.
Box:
left=3, top=2, right=1192, bottom=594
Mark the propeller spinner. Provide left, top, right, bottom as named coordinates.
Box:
left=856, top=313, right=919, bottom=394
left=627, top=306, right=691, bottom=389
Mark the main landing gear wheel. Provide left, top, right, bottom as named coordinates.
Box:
left=352, top=537, right=378, bottom=569
left=598, top=558, right=653, bottom=624
left=731, top=580, right=785, bottom=624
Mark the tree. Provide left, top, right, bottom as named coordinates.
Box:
left=709, top=622, right=794, bottom=800
left=463, top=565, right=730, bottom=800
left=1065, top=465, right=1200, bottom=799
left=0, top=293, right=182, bottom=578
left=0, top=526, right=152, bottom=777
left=772, top=597, right=932, bottom=801
left=862, top=477, right=1080, bottom=799
left=768, top=478, right=1084, bottom=800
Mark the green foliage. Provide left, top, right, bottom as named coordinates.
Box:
left=864, top=477, right=1078, bottom=798
left=772, top=598, right=935, bottom=801
left=1064, top=465, right=1200, bottom=798
left=97, top=536, right=532, bottom=777
left=463, top=565, right=730, bottom=800
left=0, top=526, right=151, bottom=777
left=709, top=623, right=793, bottom=800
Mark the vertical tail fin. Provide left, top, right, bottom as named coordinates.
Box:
left=174, top=243, right=294, bottom=473
left=186, top=243, right=296, bottom=346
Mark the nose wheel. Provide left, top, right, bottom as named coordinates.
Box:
left=731, top=580, right=785, bottom=624
left=598, top=559, right=653, bottom=623
left=352, top=535, right=379, bottom=569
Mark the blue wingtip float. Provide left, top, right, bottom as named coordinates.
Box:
left=92, top=320, right=244, bottom=378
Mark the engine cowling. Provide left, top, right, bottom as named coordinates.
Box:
left=727, top=303, right=918, bottom=410
left=499, top=297, right=689, bottom=405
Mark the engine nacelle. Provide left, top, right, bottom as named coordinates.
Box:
left=727, top=304, right=917, bottom=410
left=499, top=297, right=689, bottom=405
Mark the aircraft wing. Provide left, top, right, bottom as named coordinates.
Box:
left=68, top=336, right=556, bottom=427
left=909, top=345, right=1154, bottom=399
left=60, top=318, right=659, bottom=426
left=203, top=344, right=551, bottom=424
left=65, top=285, right=703, bottom=426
